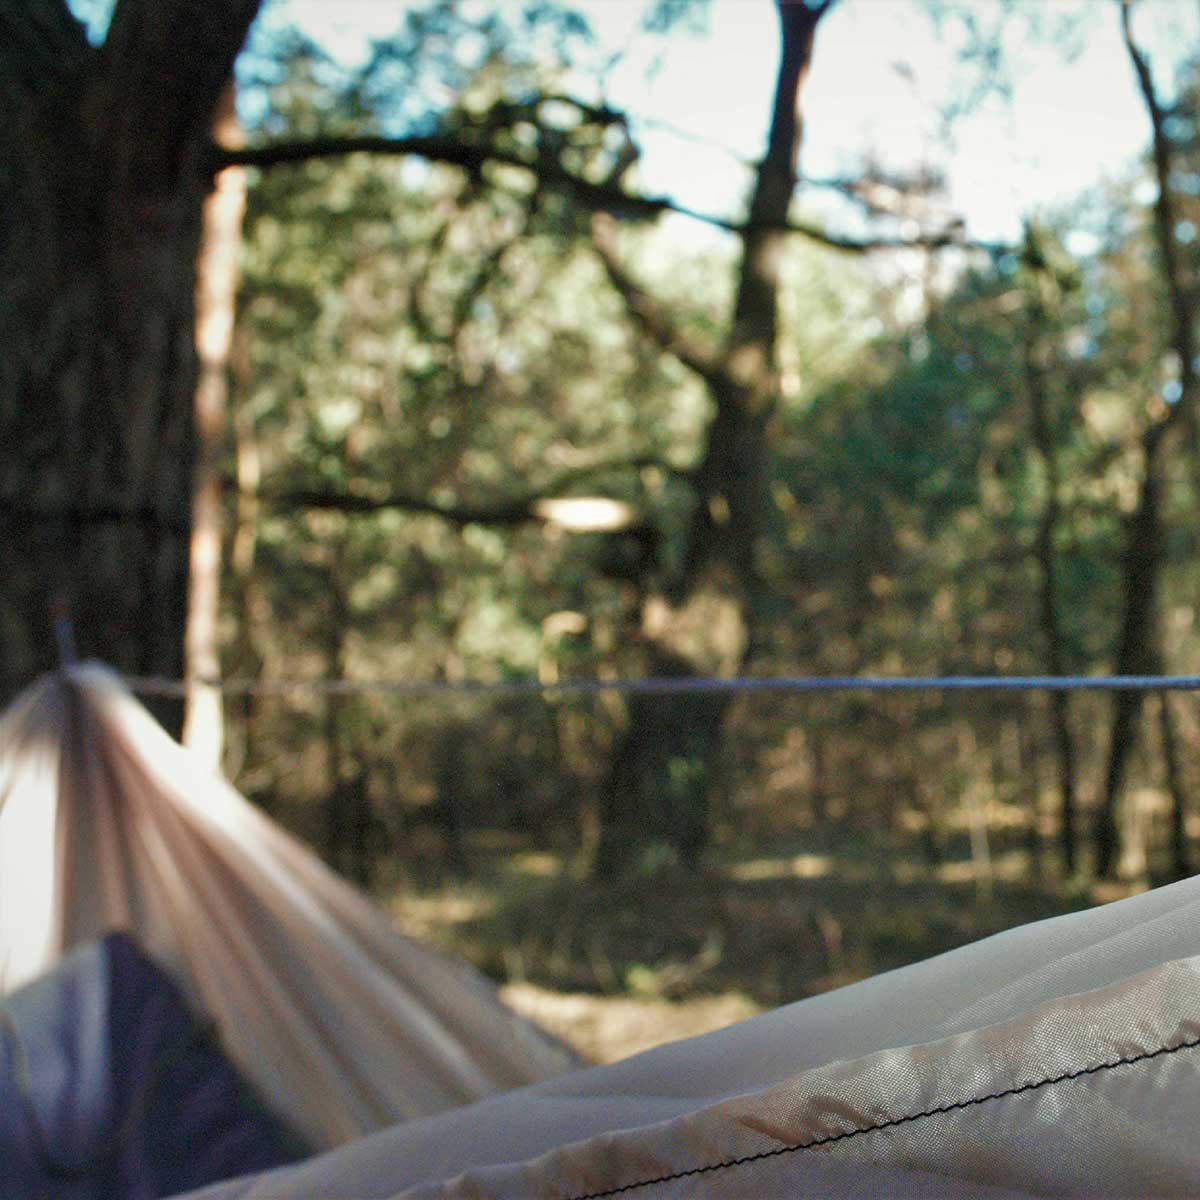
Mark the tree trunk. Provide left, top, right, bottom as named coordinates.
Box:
left=685, top=2, right=823, bottom=607
left=592, top=0, right=829, bottom=876
left=1158, top=693, right=1190, bottom=880
left=1094, top=437, right=1167, bottom=878
left=183, top=87, right=246, bottom=765
left=323, top=539, right=352, bottom=873
left=348, top=769, right=373, bottom=889
left=0, top=0, right=260, bottom=728
left=594, top=644, right=728, bottom=876
left=1099, top=0, right=1200, bottom=881
left=222, top=326, right=266, bottom=783
left=1021, top=240, right=1080, bottom=874
left=435, top=723, right=472, bottom=879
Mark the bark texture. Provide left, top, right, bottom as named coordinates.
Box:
left=0, top=0, right=260, bottom=725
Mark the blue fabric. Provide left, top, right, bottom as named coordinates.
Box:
left=0, top=932, right=308, bottom=1199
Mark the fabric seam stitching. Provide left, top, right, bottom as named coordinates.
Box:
left=564, top=1029, right=1200, bottom=1199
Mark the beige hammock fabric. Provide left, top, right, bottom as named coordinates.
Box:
left=0, top=665, right=578, bottom=1150
left=183, top=844, right=1200, bottom=1197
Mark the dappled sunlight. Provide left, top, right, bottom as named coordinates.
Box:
left=532, top=496, right=636, bottom=532
left=383, top=829, right=1091, bottom=1060
left=390, top=890, right=498, bottom=939
left=934, top=851, right=1034, bottom=887
left=725, top=852, right=835, bottom=882
left=505, top=850, right=562, bottom=877
left=500, top=982, right=760, bottom=1065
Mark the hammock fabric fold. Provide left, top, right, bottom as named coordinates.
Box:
left=182, top=823, right=1200, bottom=1197
left=0, top=931, right=306, bottom=1199
left=0, top=665, right=578, bottom=1149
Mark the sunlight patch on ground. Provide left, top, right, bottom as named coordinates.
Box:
left=391, top=890, right=497, bottom=937
left=934, top=851, right=1032, bottom=886
left=500, top=982, right=761, bottom=1065
left=725, top=853, right=834, bottom=882
left=506, top=851, right=561, bottom=877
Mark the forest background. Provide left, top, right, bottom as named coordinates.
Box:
left=5, top=0, right=1200, bottom=1059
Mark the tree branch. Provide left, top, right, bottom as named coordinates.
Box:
left=2, top=455, right=687, bottom=534
left=274, top=487, right=535, bottom=526
left=1121, top=0, right=1197, bottom=420
left=450, top=188, right=541, bottom=336
left=255, top=456, right=690, bottom=527
left=589, top=212, right=725, bottom=383
left=214, top=134, right=1001, bottom=255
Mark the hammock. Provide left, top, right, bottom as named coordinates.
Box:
left=1, top=931, right=306, bottom=1198
left=183, top=839, right=1200, bottom=1197
left=0, top=665, right=578, bottom=1150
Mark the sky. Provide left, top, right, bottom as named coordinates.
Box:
left=66, top=0, right=1200, bottom=244
left=264, top=0, right=1200, bottom=245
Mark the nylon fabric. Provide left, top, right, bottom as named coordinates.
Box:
left=0, top=666, right=579, bottom=1150
left=177, top=867, right=1200, bottom=1198
left=0, top=932, right=304, bottom=1198
left=418, top=957, right=1200, bottom=1199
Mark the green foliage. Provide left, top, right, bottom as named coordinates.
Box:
left=222, top=1, right=1200, bottom=898
left=639, top=0, right=710, bottom=36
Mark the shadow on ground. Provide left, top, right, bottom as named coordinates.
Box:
left=390, top=826, right=1098, bottom=1014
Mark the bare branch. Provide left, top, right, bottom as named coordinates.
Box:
left=2, top=455, right=689, bottom=534
left=274, top=487, right=535, bottom=527
left=407, top=209, right=455, bottom=344
left=215, top=134, right=1003, bottom=255
left=255, top=455, right=691, bottom=528
left=590, top=212, right=725, bottom=383
left=450, top=188, right=542, bottom=336
left=1121, top=0, right=1198, bottom=418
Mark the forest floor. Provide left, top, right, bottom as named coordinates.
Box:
left=386, top=826, right=1139, bottom=1065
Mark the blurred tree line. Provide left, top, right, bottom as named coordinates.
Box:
left=4, top=0, right=1200, bottom=893
left=221, top=0, right=1200, bottom=889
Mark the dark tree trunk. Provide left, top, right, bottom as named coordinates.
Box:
left=591, top=0, right=830, bottom=876
left=322, top=539, right=352, bottom=873
left=1094, top=445, right=1164, bottom=878
left=685, top=1, right=825, bottom=610
left=1021, top=239, right=1079, bottom=874
left=340, top=769, right=373, bottom=890
left=435, top=723, right=472, bottom=879
left=1158, top=693, right=1190, bottom=880
left=0, top=0, right=260, bottom=727
left=1096, top=5, right=1198, bottom=879
left=594, top=645, right=727, bottom=877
